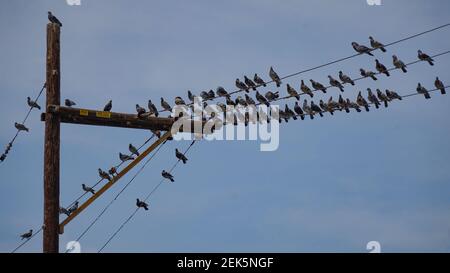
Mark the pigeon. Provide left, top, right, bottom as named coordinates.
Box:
left=59, top=207, right=71, bottom=216
left=48, top=11, right=62, bottom=27
left=253, top=73, right=266, bottom=87
left=285, top=105, right=297, bottom=120
left=175, top=96, right=186, bottom=106
left=255, top=91, right=270, bottom=107
left=216, top=86, right=229, bottom=98
left=375, top=59, right=390, bottom=77
left=328, top=97, right=341, bottom=112
left=109, top=167, right=118, bottom=177
left=302, top=99, right=314, bottom=120
left=300, top=80, right=314, bottom=98
left=207, top=90, right=215, bottom=99
left=434, top=77, right=446, bottom=95
left=338, top=95, right=350, bottom=113
left=346, top=99, right=361, bottom=113
left=360, top=68, right=378, bottom=81
left=226, top=96, right=236, bottom=106
left=235, top=96, right=247, bottom=107
left=369, top=36, right=386, bottom=52
left=385, top=89, right=402, bottom=101
left=338, top=71, right=355, bottom=86
left=65, top=99, right=76, bottom=107
left=175, top=148, right=188, bottom=164
left=244, top=76, right=257, bottom=91
left=187, top=90, right=195, bottom=103
left=20, top=230, right=33, bottom=240
left=235, top=79, right=249, bottom=93
left=311, top=101, right=324, bottom=117
left=357, top=91, right=370, bottom=112
left=119, top=152, right=134, bottom=162
left=148, top=100, right=159, bottom=117
left=15, top=122, right=29, bottom=132
left=367, top=88, right=381, bottom=108
left=277, top=110, right=288, bottom=123
left=103, top=100, right=112, bottom=112
left=129, top=143, right=139, bottom=156
left=417, top=83, right=431, bottom=99
left=286, top=84, right=300, bottom=100
left=310, top=79, right=327, bottom=94
left=136, top=104, right=146, bottom=117
left=151, top=129, right=162, bottom=138
left=0, top=154, right=6, bottom=162
left=161, top=98, right=172, bottom=112
left=136, top=199, right=149, bottom=210
left=351, top=42, right=374, bottom=56
left=269, top=66, right=282, bottom=87
left=245, top=94, right=256, bottom=106
left=294, top=101, right=305, bottom=120
left=264, top=91, right=279, bottom=102
left=200, top=91, right=209, bottom=101
left=82, top=184, right=95, bottom=194
left=320, top=99, right=333, bottom=115
left=376, top=89, right=389, bottom=108
left=68, top=201, right=79, bottom=214
left=98, top=168, right=112, bottom=181
left=162, top=170, right=174, bottom=182
left=328, top=75, right=344, bottom=92
left=392, top=55, right=407, bottom=73
left=27, top=97, right=41, bottom=110
left=418, top=50, right=434, bottom=66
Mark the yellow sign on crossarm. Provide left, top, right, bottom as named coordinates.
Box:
left=79, top=109, right=89, bottom=116
left=96, top=111, right=111, bottom=118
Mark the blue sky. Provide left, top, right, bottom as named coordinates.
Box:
left=1, top=0, right=450, bottom=253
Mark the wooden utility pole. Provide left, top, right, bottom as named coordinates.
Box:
left=43, top=23, right=61, bottom=253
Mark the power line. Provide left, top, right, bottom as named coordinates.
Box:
left=97, top=140, right=196, bottom=253
left=11, top=227, right=43, bottom=253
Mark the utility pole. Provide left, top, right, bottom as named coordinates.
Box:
left=43, top=23, right=60, bottom=253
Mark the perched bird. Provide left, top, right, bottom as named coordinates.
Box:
left=151, top=129, right=162, bottom=138
left=375, top=59, right=390, bottom=77
left=376, top=89, right=389, bottom=108
left=311, top=101, right=323, bottom=117
left=15, top=122, right=29, bottom=132
left=129, top=143, right=139, bottom=156
left=245, top=94, right=256, bottom=106
left=369, top=36, right=386, bottom=52
left=108, top=167, right=118, bottom=177
left=327, top=97, right=341, bottom=112
left=207, top=90, right=215, bottom=99
left=320, top=99, right=333, bottom=115
left=136, top=104, right=146, bottom=117
left=148, top=100, right=159, bottom=117
left=338, top=95, right=350, bottom=113
left=200, top=91, right=209, bottom=101
left=216, top=86, right=229, bottom=98
left=434, top=77, right=446, bottom=95
left=300, top=80, right=314, bottom=98
left=360, top=68, right=378, bottom=81
left=175, top=148, right=188, bottom=164
left=294, top=101, right=305, bottom=120
left=98, top=168, right=112, bottom=181
left=367, top=88, right=381, bottom=108
left=48, top=11, right=62, bottom=27
left=392, top=55, right=407, bottom=73
left=286, top=84, right=300, bottom=100
left=302, top=99, right=314, bottom=120
left=187, top=90, right=195, bottom=103
left=235, top=79, right=249, bottom=93
left=235, top=96, right=247, bottom=107
left=65, top=99, right=76, bottom=107
left=27, top=97, right=41, bottom=110
left=244, top=76, right=257, bottom=91
left=162, top=170, right=175, bottom=182
left=346, top=99, right=361, bottom=112
left=253, top=74, right=266, bottom=87
left=255, top=91, right=270, bottom=107
left=357, top=91, right=370, bottom=112
left=20, top=230, right=33, bottom=240
left=226, top=96, right=236, bottom=106
left=82, top=184, right=95, bottom=195
left=328, top=75, right=344, bottom=92
left=351, top=42, right=374, bottom=56
left=278, top=110, right=289, bottom=123
left=385, top=89, right=402, bottom=101
left=269, top=66, right=282, bottom=87
left=264, top=91, right=279, bottom=102
left=285, top=105, right=297, bottom=120
left=310, top=79, right=327, bottom=93
left=68, top=201, right=79, bottom=214
left=418, top=50, right=434, bottom=66
left=119, top=152, right=134, bottom=162
left=175, top=96, right=186, bottom=106
left=59, top=207, right=71, bottom=216
left=103, top=100, right=112, bottom=112
left=416, top=83, right=431, bottom=99
left=161, top=98, right=172, bottom=112
left=136, top=199, right=149, bottom=210
left=338, top=71, right=355, bottom=86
